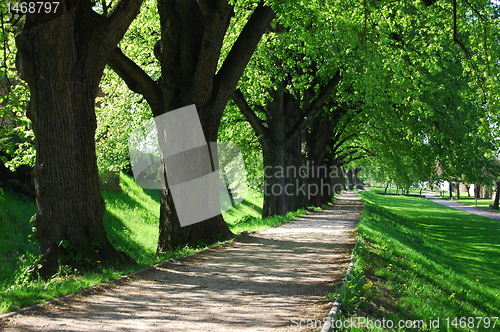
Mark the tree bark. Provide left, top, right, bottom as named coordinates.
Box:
left=475, top=184, right=481, bottom=199
left=303, top=107, right=350, bottom=206
left=262, top=140, right=288, bottom=218
left=232, top=71, right=341, bottom=217
left=16, top=0, right=143, bottom=276
left=493, top=181, right=500, bottom=210
left=153, top=0, right=275, bottom=250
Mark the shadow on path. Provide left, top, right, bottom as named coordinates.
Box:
left=0, top=193, right=363, bottom=332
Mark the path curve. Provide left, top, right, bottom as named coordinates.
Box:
left=1, top=192, right=363, bottom=332
left=424, top=193, right=500, bottom=221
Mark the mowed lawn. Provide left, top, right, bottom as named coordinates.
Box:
left=348, top=191, right=500, bottom=330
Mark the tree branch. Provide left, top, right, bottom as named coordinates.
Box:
left=231, top=89, right=267, bottom=139
left=192, top=0, right=233, bottom=105
left=95, top=0, right=144, bottom=48
left=211, top=1, right=275, bottom=116
left=286, top=70, right=342, bottom=143
left=197, top=0, right=214, bottom=20
left=452, top=0, right=482, bottom=81
left=107, top=47, right=162, bottom=113
left=337, top=146, right=374, bottom=164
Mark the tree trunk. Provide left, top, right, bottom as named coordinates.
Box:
left=284, top=96, right=307, bottom=212
left=475, top=184, right=481, bottom=199
left=455, top=182, right=460, bottom=200
left=465, top=184, right=471, bottom=197
left=262, top=141, right=288, bottom=218
left=347, top=168, right=355, bottom=190
left=16, top=0, right=142, bottom=276
left=284, top=140, right=305, bottom=212
left=29, top=78, right=133, bottom=275
left=155, top=107, right=234, bottom=250
left=151, top=0, right=274, bottom=250
left=493, top=181, right=500, bottom=210
left=482, top=185, right=491, bottom=199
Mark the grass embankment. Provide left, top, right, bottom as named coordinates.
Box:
left=335, top=190, right=500, bottom=331
left=0, top=173, right=308, bottom=314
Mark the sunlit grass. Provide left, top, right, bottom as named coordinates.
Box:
left=222, top=188, right=263, bottom=225
left=338, top=191, right=500, bottom=331
left=102, top=173, right=161, bottom=265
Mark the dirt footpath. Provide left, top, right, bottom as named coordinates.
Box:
left=1, top=192, right=363, bottom=332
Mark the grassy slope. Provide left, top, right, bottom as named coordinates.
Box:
left=0, top=173, right=307, bottom=313
left=344, top=191, right=500, bottom=331
left=0, top=190, right=37, bottom=289
left=103, top=173, right=266, bottom=265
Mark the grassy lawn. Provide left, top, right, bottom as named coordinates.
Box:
left=442, top=194, right=496, bottom=211
left=336, top=191, right=500, bottom=331
left=370, top=186, right=426, bottom=196
left=0, top=173, right=308, bottom=314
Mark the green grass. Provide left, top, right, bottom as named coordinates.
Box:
left=0, top=173, right=309, bottom=314
left=102, top=173, right=162, bottom=265
left=223, top=188, right=263, bottom=225
left=0, top=189, right=37, bottom=289
left=370, top=186, right=426, bottom=196
left=338, top=191, right=500, bottom=331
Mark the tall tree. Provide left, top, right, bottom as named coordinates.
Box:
left=230, top=0, right=361, bottom=217
left=108, top=0, right=275, bottom=250
left=232, top=72, right=341, bottom=217
left=14, top=0, right=143, bottom=276
left=352, top=0, right=499, bottom=191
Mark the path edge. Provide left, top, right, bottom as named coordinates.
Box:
left=321, top=241, right=358, bottom=332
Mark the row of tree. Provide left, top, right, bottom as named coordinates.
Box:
left=1, top=0, right=499, bottom=276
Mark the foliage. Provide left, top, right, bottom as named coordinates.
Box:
left=95, top=0, right=160, bottom=177
left=0, top=190, right=37, bottom=288
left=218, top=102, right=264, bottom=189
left=349, top=0, right=500, bottom=189
left=0, top=7, right=34, bottom=171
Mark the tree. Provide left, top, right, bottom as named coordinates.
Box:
left=108, top=0, right=275, bottom=250
left=232, top=72, right=341, bottom=217
left=14, top=0, right=143, bottom=276
left=345, top=0, right=500, bottom=192
left=229, top=0, right=354, bottom=216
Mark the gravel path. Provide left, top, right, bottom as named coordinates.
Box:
left=0, top=192, right=363, bottom=332
left=424, top=193, right=500, bottom=220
